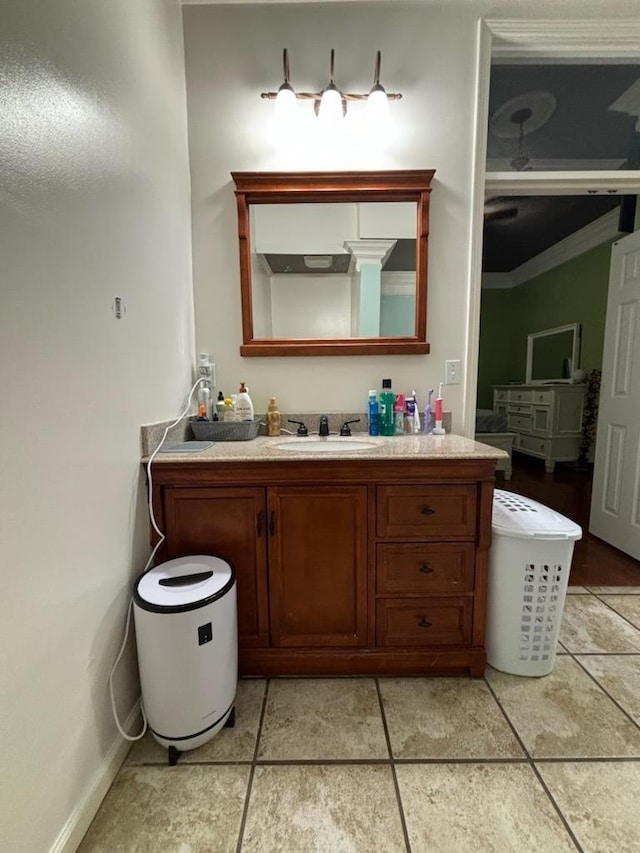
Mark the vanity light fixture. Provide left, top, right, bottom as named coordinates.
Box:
left=263, top=48, right=402, bottom=120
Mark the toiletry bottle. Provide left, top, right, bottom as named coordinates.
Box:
left=411, top=389, right=421, bottom=434
left=267, top=397, right=281, bottom=436
left=197, top=381, right=212, bottom=421
left=197, top=402, right=209, bottom=421
left=215, top=391, right=225, bottom=420
left=223, top=397, right=236, bottom=422
left=405, top=394, right=416, bottom=433
left=423, top=389, right=434, bottom=434
left=393, top=394, right=406, bottom=435
left=235, top=382, right=254, bottom=421
left=368, top=390, right=380, bottom=436
left=380, top=379, right=395, bottom=436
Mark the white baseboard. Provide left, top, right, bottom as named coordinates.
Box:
left=50, top=701, right=142, bottom=853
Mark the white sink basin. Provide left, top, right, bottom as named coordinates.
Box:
left=274, top=439, right=377, bottom=453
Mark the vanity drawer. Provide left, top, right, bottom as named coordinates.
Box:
left=376, top=543, right=475, bottom=593
left=376, top=597, right=472, bottom=646
left=508, top=389, right=533, bottom=403
left=517, top=434, right=551, bottom=456
left=507, top=413, right=532, bottom=432
left=376, top=486, right=476, bottom=539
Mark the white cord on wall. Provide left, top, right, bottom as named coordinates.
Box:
left=109, top=376, right=207, bottom=742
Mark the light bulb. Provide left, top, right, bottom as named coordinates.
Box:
left=319, top=84, right=344, bottom=124
left=366, top=84, right=389, bottom=125
left=275, top=83, right=297, bottom=121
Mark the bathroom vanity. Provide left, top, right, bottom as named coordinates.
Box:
left=145, top=435, right=506, bottom=677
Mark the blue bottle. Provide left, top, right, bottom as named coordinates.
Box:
left=368, top=389, right=380, bottom=436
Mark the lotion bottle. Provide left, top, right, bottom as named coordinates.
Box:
left=267, top=397, right=281, bottom=436
left=235, top=382, right=254, bottom=422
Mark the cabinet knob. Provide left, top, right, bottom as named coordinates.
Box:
left=417, top=617, right=432, bottom=628
left=420, top=506, right=435, bottom=516
left=419, top=563, right=434, bottom=574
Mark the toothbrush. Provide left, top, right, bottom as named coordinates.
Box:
left=433, top=382, right=445, bottom=434
left=411, top=389, right=421, bottom=433
left=423, top=389, right=433, bottom=434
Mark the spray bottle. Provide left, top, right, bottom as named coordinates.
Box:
left=432, top=383, right=445, bottom=434
left=423, top=389, right=434, bottom=434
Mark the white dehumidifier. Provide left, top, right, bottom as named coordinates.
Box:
left=133, top=555, right=237, bottom=765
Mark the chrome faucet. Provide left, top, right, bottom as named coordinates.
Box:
left=318, top=415, right=330, bottom=437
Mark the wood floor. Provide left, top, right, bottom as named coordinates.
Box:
left=498, top=452, right=640, bottom=586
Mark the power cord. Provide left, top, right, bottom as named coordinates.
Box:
left=109, top=376, right=207, bottom=741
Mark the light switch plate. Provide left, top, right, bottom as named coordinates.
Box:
left=445, top=359, right=462, bottom=384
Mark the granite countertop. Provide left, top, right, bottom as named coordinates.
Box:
left=145, top=433, right=510, bottom=463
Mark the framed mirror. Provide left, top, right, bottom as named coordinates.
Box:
left=525, top=323, right=581, bottom=384
left=231, top=170, right=435, bottom=356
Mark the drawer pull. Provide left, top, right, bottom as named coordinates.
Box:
left=419, top=563, right=434, bottom=574
left=420, top=506, right=436, bottom=516
left=418, top=617, right=432, bottom=628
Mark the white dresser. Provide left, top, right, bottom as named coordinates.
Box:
left=493, top=384, right=586, bottom=473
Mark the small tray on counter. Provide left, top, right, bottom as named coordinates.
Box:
left=190, top=418, right=261, bottom=442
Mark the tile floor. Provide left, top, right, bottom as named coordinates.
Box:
left=79, top=587, right=640, bottom=853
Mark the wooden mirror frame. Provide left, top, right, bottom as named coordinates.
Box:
left=231, top=170, right=435, bottom=356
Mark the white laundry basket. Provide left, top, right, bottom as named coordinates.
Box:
left=486, top=490, right=582, bottom=676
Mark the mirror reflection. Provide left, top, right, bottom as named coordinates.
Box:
left=250, top=202, right=417, bottom=339
left=526, top=323, right=581, bottom=384
left=231, top=170, right=434, bottom=356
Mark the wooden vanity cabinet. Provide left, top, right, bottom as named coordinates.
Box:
left=150, top=457, right=496, bottom=677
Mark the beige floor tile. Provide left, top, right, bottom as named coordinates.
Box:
left=566, top=586, right=590, bottom=594
left=559, top=594, right=640, bottom=653
left=538, top=761, right=640, bottom=853
left=379, top=677, right=523, bottom=759
left=396, top=763, right=575, bottom=853
left=577, top=654, right=640, bottom=724
left=78, top=765, right=248, bottom=852
left=127, top=679, right=265, bottom=764
left=598, top=594, right=640, bottom=629
left=257, top=678, right=388, bottom=760
left=487, top=657, right=640, bottom=758
left=587, top=586, right=640, bottom=595
left=242, top=765, right=405, bottom=853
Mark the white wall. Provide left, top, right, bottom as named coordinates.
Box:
left=0, top=1, right=193, bottom=850
left=183, top=0, right=640, bottom=431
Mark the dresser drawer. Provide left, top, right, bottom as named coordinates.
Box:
left=376, top=486, right=476, bottom=539
left=376, top=543, right=475, bottom=593
left=532, top=389, right=553, bottom=405
left=508, top=389, right=533, bottom=403
left=508, top=404, right=532, bottom=415
left=376, top=597, right=472, bottom=646
left=517, top=434, right=550, bottom=456
left=494, top=388, right=508, bottom=402
left=507, top=413, right=532, bottom=432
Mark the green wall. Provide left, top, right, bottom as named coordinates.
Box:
left=477, top=238, right=616, bottom=408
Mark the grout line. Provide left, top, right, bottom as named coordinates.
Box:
left=484, top=676, right=584, bottom=852
left=586, top=595, right=640, bottom=635
left=570, top=655, right=640, bottom=734
left=375, top=678, right=412, bottom=853
left=234, top=678, right=270, bottom=853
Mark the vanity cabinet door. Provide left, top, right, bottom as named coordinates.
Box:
left=163, top=487, right=270, bottom=647
left=267, top=485, right=368, bottom=647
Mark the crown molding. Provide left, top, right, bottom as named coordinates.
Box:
left=482, top=272, right=515, bottom=290
left=487, top=19, right=640, bottom=60
left=381, top=271, right=415, bottom=296
left=483, top=208, right=622, bottom=290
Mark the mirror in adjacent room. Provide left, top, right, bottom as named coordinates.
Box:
left=526, top=323, right=581, bottom=384
left=231, top=171, right=434, bottom=356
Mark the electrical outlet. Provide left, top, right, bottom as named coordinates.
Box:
left=445, top=359, right=461, bottom=385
